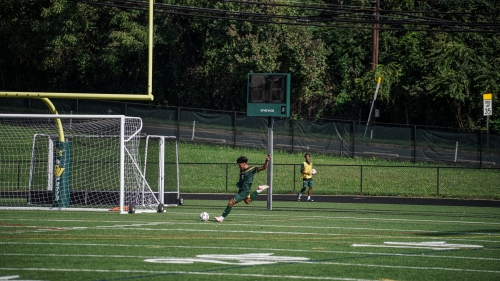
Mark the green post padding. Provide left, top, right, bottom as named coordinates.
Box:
left=53, top=141, right=71, bottom=207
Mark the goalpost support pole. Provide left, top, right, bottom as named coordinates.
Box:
left=53, top=141, right=71, bottom=208
left=119, top=116, right=126, bottom=213
left=38, top=98, right=72, bottom=208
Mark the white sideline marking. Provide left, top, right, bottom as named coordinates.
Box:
left=2, top=261, right=500, bottom=275
left=309, top=262, right=500, bottom=274
left=5, top=214, right=500, bottom=226
left=2, top=250, right=500, bottom=262
left=44, top=226, right=500, bottom=243
left=0, top=270, right=376, bottom=281
left=2, top=242, right=499, bottom=262
left=352, top=241, right=483, bottom=250
left=3, top=218, right=500, bottom=239
left=5, top=225, right=500, bottom=243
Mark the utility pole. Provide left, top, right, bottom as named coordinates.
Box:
left=367, top=0, right=380, bottom=126
left=372, top=0, right=380, bottom=70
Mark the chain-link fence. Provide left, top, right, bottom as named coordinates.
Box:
left=158, top=162, right=499, bottom=200
left=1, top=98, right=499, bottom=200
left=2, top=98, right=497, bottom=168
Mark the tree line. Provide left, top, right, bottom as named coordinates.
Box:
left=1, top=0, right=499, bottom=132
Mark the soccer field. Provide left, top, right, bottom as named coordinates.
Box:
left=1, top=199, right=499, bottom=281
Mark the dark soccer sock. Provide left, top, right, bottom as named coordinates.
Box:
left=222, top=206, right=232, bottom=217
left=300, top=187, right=306, bottom=193
left=250, top=191, right=258, bottom=201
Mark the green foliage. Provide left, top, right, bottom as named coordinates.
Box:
left=1, top=0, right=499, bottom=131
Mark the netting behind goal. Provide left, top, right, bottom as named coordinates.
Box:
left=0, top=114, right=163, bottom=213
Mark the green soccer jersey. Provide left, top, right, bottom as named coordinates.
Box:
left=236, top=166, right=258, bottom=192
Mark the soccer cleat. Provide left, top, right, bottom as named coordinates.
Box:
left=258, top=185, right=269, bottom=191
left=307, top=199, right=314, bottom=202
left=214, top=216, right=224, bottom=222
left=297, top=193, right=301, bottom=201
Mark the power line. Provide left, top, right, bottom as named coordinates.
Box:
left=69, top=0, right=500, bottom=33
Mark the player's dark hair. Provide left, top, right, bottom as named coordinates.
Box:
left=304, top=153, right=310, bottom=157
left=237, top=156, right=248, bottom=164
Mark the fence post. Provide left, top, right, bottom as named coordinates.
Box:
left=176, top=107, right=180, bottom=140
left=233, top=112, right=237, bottom=149
left=479, top=130, right=483, bottom=169
left=360, top=165, right=363, bottom=194
left=436, top=167, right=440, bottom=196
left=225, top=163, right=229, bottom=193
left=413, top=126, right=417, bottom=163
left=351, top=121, right=355, bottom=158
left=293, top=164, right=296, bottom=192
left=191, top=121, right=195, bottom=140
left=291, top=119, right=294, bottom=153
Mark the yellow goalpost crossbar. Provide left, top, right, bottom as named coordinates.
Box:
left=1, top=92, right=153, bottom=101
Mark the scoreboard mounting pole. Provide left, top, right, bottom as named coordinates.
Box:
left=267, top=117, right=273, bottom=210
left=247, top=73, right=291, bottom=211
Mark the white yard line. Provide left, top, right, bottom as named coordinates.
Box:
left=1, top=261, right=499, bottom=276
left=4, top=214, right=500, bottom=226
left=2, top=243, right=500, bottom=261
left=310, top=262, right=500, bottom=274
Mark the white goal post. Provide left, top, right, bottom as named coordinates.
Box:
left=143, top=135, right=181, bottom=206
left=0, top=114, right=176, bottom=214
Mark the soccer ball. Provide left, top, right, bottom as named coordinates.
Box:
left=312, top=169, right=317, bottom=175
left=200, top=212, right=209, bottom=221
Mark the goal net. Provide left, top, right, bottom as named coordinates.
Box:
left=0, top=114, right=166, bottom=213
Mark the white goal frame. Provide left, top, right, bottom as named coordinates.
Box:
left=0, top=114, right=162, bottom=214
left=143, top=135, right=181, bottom=206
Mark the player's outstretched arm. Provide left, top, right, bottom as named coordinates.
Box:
left=257, top=154, right=271, bottom=172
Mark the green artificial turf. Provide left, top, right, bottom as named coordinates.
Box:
left=1, top=200, right=499, bottom=281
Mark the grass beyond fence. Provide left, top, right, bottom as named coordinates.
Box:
left=174, top=143, right=500, bottom=200
left=1, top=141, right=499, bottom=201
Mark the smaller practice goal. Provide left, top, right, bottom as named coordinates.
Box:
left=0, top=114, right=178, bottom=213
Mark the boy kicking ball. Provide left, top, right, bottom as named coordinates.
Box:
left=214, top=154, right=271, bottom=222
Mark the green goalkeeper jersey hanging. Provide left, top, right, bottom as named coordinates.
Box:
left=236, top=166, right=258, bottom=192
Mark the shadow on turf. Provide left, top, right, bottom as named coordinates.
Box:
left=417, top=228, right=500, bottom=236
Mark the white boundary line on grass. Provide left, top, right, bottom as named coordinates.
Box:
left=4, top=225, right=500, bottom=243
left=3, top=218, right=500, bottom=239
left=4, top=213, right=500, bottom=226
left=2, top=260, right=500, bottom=276
left=2, top=242, right=500, bottom=261
left=211, top=213, right=500, bottom=226
left=5, top=216, right=499, bottom=234
left=3, top=218, right=500, bottom=238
